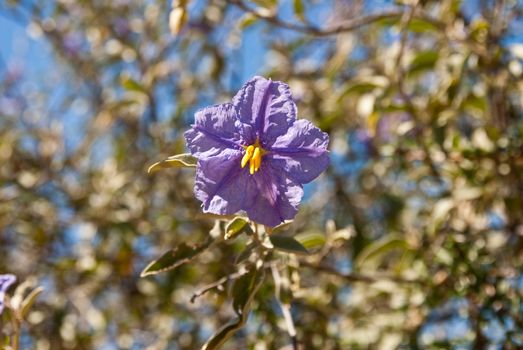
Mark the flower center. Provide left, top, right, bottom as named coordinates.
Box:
left=241, top=139, right=266, bottom=175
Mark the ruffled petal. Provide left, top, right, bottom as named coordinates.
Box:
left=194, top=148, right=304, bottom=227
left=268, top=119, right=330, bottom=184
left=194, top=149, right=256, bottom=215
left=184, top=103, right=248, bottom=158
left=244, top=162, right=304, bottom=227
left=232, top=76, right=297, bottom=146
left=0, top=274, right=16, bottom=314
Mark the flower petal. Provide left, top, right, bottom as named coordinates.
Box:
left=193, top=148, right=303, bottom=227
left=184, top=103, right=248, bottom=158
left=244, top=163, right=304, bottom=227
left=232, top=76, right=297, bottom=146
left=0, top=274, right=16, bottom=314
left=268, top=119, right=330, bottom=184
left=194, top=148, right=255, bottom=215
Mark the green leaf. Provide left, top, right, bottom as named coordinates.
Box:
left=120, top=76, right=148, bottom=94
left=293, top=0, right=305, bottom=21
left=202, top=267, right=265, bottom=350
left=225, top=217, right=253, bottom=240
left=21, top=286, right=44, bottom=318
left=272, top=221, right=293, bottom=234
left=339, top=76, right=389, bottom=98
left=147, top=153, right=197, bottom=173
left=169, top=6, right=188, bottom=35
left=408, top=50, right=439, bottom=76
left=140, top=238, right=213, bottom=277
left=239, top=13, right=258, bottom=29
left=295, top=232, right=326, bottom=251
left=251, top=0, right=277, bottom=10
left=355, top=235, right=410, bottom=270
left=377, top=16, right=440, bottom=33
left=270, top=235, right=309, bottom=255
left=406, top=18, right=440, bottom=33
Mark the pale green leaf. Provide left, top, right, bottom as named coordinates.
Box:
left=408, top=51, right=439, bottom=76
left=295, top=232, right=326, bottom=251
left=147, top=153, right=197, bottom=173
left=225, top=217, right=253, bottom=240
left=355, top=235, right=410, bottom=269
left=121, top=76, right=148, bottom=94
left=21, top=286, right=44, bottom=318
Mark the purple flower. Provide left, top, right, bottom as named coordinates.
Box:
left=0, top=274, right=16, bottom=314
left=184, top=76, right=329, bottom=227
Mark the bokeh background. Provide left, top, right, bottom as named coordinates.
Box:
left=1, top=0, right=523, bottom=348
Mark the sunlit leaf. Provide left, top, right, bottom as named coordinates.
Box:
left=121, top=76, right=148, bottom=94
left=147, top=153, right=197, bottom=173
left=339, top=76, right=389, bottom=98
left=225, top=217, right=253, bottom=240
left=377, top=16, right=440, bottom=33
left=250, top=0, right=277, bottom=10
left=295, top=232, right=325, bottom=251
left=239, top=13, right=258, bottom=29
left=169, top=6, right=187, bottom=35
left=272, top=221, right=293, bottom=234
left=355, top=235, right=410, bottom=269
left=408, top=50, right=439, bottom=76
left=293, top=0, right=305, bottom=21
left=21, top=286, right=43, bottom=318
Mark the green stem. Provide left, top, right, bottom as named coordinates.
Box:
left=11, top=317, right=21, bottom=350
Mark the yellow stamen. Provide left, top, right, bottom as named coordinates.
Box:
left=241, top=145, right=254, bottom=168
left=241, top=139, right=267, bottom=175
left=252, top=147, right=261, bottom=172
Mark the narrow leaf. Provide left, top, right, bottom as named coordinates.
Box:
left=355, top=235, right=410, bottom=269
left=169, top=7, right=188, bottom=35
left=140, top=238, right=213, bottom=277
left=270, top=235, right=309, bottom=255
left=293, top=0, right=305, bottom=21
left=408, top=50, right=439, bottom=76
left=295, top=232, right=326, bottom=251
left=272, top=221, right=293, bottom=234
left=21, top=286, right=43, bottom=318
left=121, top=76, right=148, bottom=94
left=239, top=13, right=258, bottom=29
left=147, top=153, right=197, bottom=173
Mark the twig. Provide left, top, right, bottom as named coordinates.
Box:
left=228, top=0, right=443, bottom=37
left=299, top=260, right=424, bottom=285
left=394, top=1, right=443, bottom=181
left=5, top=296, right=21, bottom=350
left=191, top=270, right=246, bottom=303
left=271, top=265, right=298, bottom=350
left=191, top=262, right=277, bottom=303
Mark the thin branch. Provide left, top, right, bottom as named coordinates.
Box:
left=271, top=265, right=298, bottom=350
left=228, top=0, right=443, bottom=37
left=299, top=260, right=425, bottom=285
left=394, top=1, right=443, bottom=181
left=190, top=262, right=276, bottom=303
left=190, top=270, right=246, bottom=303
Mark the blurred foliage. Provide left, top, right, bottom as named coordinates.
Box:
left=1, top=0, right=523, bottom=348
